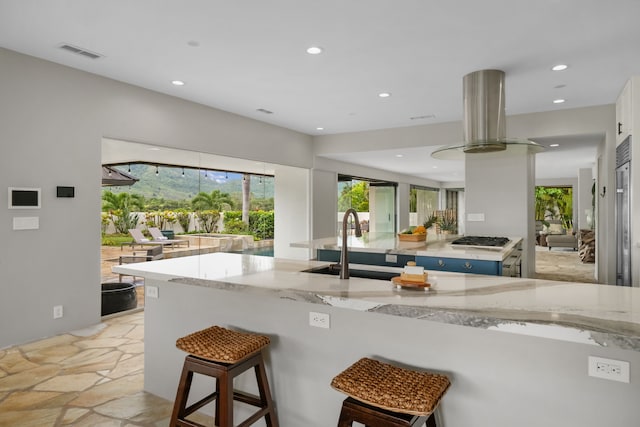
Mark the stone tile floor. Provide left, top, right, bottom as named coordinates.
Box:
left=0, top=312, right=213, bottom=426
left=534, top=245, right=597, bottom=283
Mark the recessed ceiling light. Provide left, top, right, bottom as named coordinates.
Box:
left=549, top=144, right=560, bottom=147
left=256, top=108, right=273, bottom=114
left=148, top=147, right=161, bottom=151
left=553, top=98, right=566, bottom=104
left=395, top=154, right=403, bottom=158
left=552, top=64, right=568, bottom=71
left=187, top=40, right=200, bottom=47
left=171, top=80, right=185, bottom=86
left=316, top=127, right=324, bottom=131
left=554, top=84, right=566, bottom=89
left=306, top=46, right=323, bottom=55
left=432, top=166, right=438, bottom=169
left=378, top=92, right=391, bottom=98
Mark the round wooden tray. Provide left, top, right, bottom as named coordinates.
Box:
left=397, top=233, right=426, bottom=242
left=391, top=276, right=431, bottom=290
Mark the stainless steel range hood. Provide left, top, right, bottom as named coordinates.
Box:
left=432, top=69, right=543, bottom=159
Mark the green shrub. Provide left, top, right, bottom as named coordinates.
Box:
left=224, top=218, right=250, bottom=235
left=175, top=210, right=191, bottom=233
left=195, top=210, right=221, bottom=233
left=223, top=210, right=274, bottom=240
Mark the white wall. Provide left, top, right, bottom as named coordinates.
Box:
left=273, top=165, right=310, bottom=260
left=0, top=47, right=312, bottom=348
left=311, top=169, right=338, bottom=240
left=465, top=147, right=536, bottom=277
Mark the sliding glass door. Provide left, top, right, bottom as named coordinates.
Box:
left=369, top=183, right=396, bottom=233
left=338, top=175, right=397, bottom=235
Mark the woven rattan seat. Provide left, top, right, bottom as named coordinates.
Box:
left=170, top=326, right=278, bottom=427
left=176, top=325, right=270, bottom=363
left=331, top=358, right=450, bottom=419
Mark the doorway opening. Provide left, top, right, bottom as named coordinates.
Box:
left=100, top=138, right=278, bottom=316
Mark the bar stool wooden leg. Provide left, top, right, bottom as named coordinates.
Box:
left=170, top=359, right=195, bottom=423
left=217, top=370, right=233, bottom=427
left=336, top=397, right=428, bottom=426
left=254, top=357, right=278, bottom=427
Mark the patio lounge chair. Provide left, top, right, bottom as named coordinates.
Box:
left=121, top=228, right=189, bottom=250
left=148, top=227, right=190, bottom=248
left=118, top=245, right=164, bottom=282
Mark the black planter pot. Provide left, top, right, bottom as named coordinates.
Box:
left=101, top=282, right=137, bottom=316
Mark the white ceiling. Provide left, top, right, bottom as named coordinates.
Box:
left=2, top=0, right=637, bottom=182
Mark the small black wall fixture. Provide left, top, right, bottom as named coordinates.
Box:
left=600, top=186, right=606, bottom=198
left=57, top=186, right=75, bottom=198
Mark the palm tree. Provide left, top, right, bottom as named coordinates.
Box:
left=191, top=190, right=233, bottom=211
left=242, top=174, right=250, bottom=224
left=101, top=191, right=145, bottom=233
left=102, top=191, right=145, bottom=212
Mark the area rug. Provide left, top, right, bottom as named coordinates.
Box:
left=534, top=247, right=596, bottom=283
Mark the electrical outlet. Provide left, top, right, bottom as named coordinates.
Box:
left=309, top=311, right=330, bottom=329
left=146, top=285, right=159, bottom=299
left=53, top=305, right=63, bottom=319
left=467, top=213, right=485, bottom=222
left=588, top=356, right=630, bottom=383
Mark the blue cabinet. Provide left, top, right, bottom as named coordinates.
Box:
left=415, top=256, right=501, bottom=275
left=317, top=243, right=521, bottom=277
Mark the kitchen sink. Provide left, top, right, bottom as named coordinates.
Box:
left=303, top=265, right=398, bottom=281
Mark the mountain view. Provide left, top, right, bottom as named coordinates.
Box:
left=104, top=164, right=274, bottom=203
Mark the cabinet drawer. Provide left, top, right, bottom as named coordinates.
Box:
left=415, top=256, right=500, bottom=275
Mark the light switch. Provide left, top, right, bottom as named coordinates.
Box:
left=13, top=216, right=39, bottom=230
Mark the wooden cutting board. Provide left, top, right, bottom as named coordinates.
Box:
left=391, top=276, right=431, bottom=289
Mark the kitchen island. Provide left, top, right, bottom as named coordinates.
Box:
left=293, top=232, right=523, bottom=276
left=113, top=253, right=640, bottom=427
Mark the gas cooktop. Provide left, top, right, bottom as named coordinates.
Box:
left=451, top=236, right=510, bottom=248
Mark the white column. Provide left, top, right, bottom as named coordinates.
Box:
left=465, top=146, right=536, bottom=277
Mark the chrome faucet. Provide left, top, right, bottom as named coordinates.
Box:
left=339, top=208, right=362, bottom=279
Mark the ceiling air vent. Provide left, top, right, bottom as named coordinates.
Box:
left=256, top=108, right=273, bottom=114
left=59, top=44, right=103, bottom=60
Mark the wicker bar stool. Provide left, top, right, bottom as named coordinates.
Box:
left=331, top=358, right=450, bottom=427
left=170, top=326, right=279, bottom=427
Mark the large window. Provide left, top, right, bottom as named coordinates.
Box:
left=338, top=175, right=397, bottom=234
left=535, top=186, right=574, bottom=229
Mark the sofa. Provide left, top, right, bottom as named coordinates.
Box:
left=546, top=233, right=578, bottom=250
left=541, top=220, right=578, bottom=250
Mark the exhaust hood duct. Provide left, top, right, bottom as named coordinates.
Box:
left=432, top=69, right=543, bottom=159
left=463, top=69, right=506, bottom=153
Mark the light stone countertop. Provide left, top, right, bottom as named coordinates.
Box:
left=113, top=252, right=640, bottom=352
left=291, top=232, right=522, bottom=261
